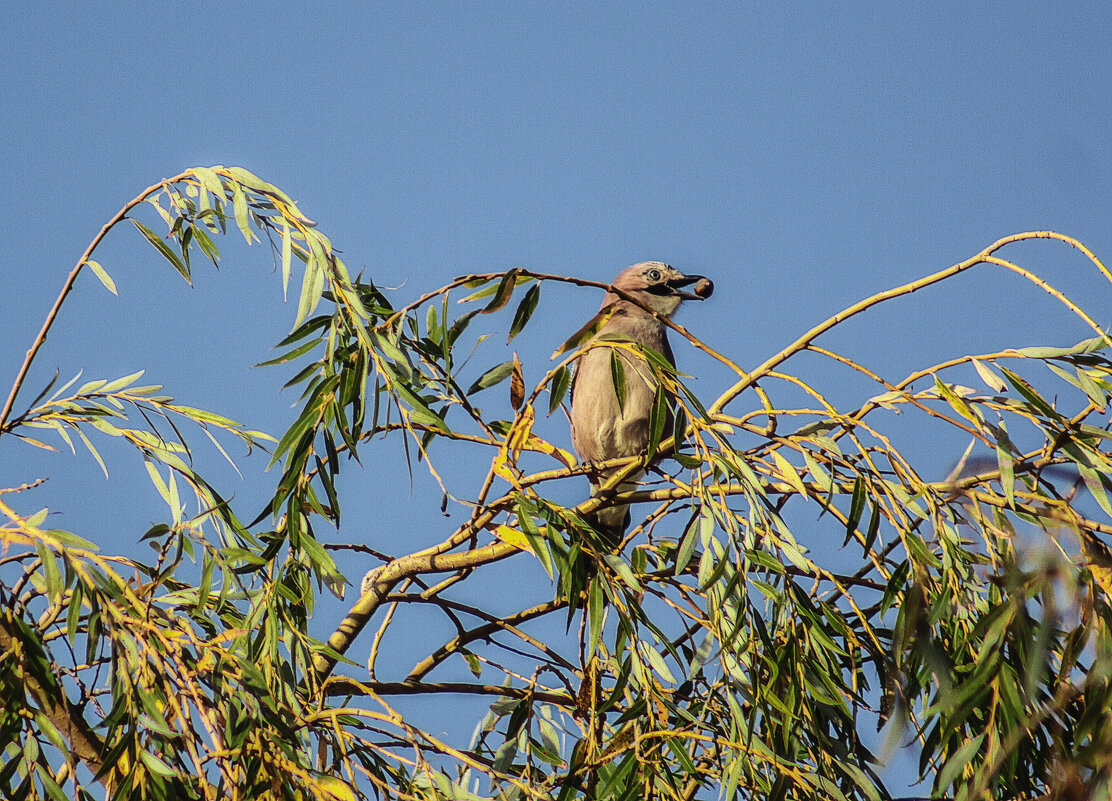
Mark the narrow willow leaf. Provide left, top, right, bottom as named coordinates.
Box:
left=13, top=435, right=57, bottom=451
left=1078, top=463, right=1112, bottom=516
left=75, top=428, right=109, bottom=478
left=643, top=646, right=677, bottom=684
left=790, top=418, right=839, bottom=437
left=191, top=166, right=225, bottom=197
left=675, top=515, right=699, bottom=575
left=100, top=370, right=144, bottom=394
left=609, top=350, right=626, bottom=413
left=144, top=460, right=173, bottom=507
left=83, top=260, right=117, bottom=295
left=997, top=365, right=1060, bottom=419
left=455, top=277, right=495, bottom=302
left=509, top=352, right=525, bottom=411
left=47, top=529, right=96, bottom=549
left=34, top=541, right=63, bottom=599
left=231, top=182, right=255, bottom=244
left=1076, top=366, right=1107, bottom=408
left=937, top=733, right=985, bottom=791
left=602, top=554, right=641, bottom=591
left=770, top=449, right=807, bottom=496
left=138, top=750, right=178, bottom=778
left=393, top=384, right=450, bottom=432
left=164, top=405, right=241, bottom=428
left=295, top=256, right=326, bottom=328
left=1016, top=338, right=1109, bottom=357
left=467, top=361, right=515, bottom=395
left=517, top=502, right=553, bottom=578
left=463, top=651, right=482, bottom=677
left=547, top=365, right=572, bottom=416
left=933, top=375, right=982, bottom=426
left=481, top=268, right=522, bottom=314
left=279, top=219, right=293, bottom=300
left=1046, top=363, right=1107, bottom=408
left=276, top=315, right=331, bottom=348
left=971, top=358, right=1007, bottom=392
left=646, top=385, right=670, bottom=461
left=776, top=536, right=812, bottom=571
left=254, top=339, right=322, bottom=367
left=226, top=165, right=288, bottom=199
left=801, top=448, right=833, bottom=493
left=587, top=576, right=605, bottom=658
left=373, top=329, right=410, bottom=365
left=190, top=222, right=220, bottom=265
left=994, top=430, right=1016, bottom=507
left=507, top=283, right=540, bottom=342
left=131, top=219, right=190, bottom=283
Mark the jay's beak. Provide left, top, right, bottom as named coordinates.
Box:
left=650, top=275, right=714, bottom=301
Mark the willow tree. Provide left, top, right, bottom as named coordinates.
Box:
left=2, top=168, right=1111, bottom=801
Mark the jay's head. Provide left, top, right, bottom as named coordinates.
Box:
left=603, top=261, right=714, bottom=318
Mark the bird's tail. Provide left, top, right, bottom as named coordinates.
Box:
left=587, top=480, right=636, bottom=549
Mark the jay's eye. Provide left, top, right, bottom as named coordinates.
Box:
left=645, top=268, right=662, bottom=282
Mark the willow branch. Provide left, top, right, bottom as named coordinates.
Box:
left=322, top=678, right=572, bottom=707
left=0, top=172, right=191, bottom=433
left=0, top=611, right=113, bottom=794
left=709, top=231, right=1112, bottom=416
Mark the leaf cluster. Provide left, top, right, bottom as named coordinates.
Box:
left=3, top=170, right=1112, bottom=801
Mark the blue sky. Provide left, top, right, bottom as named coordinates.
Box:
left=3, top=3, right=1112, bottom=791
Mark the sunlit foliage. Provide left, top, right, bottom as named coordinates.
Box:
left=2, top=168, right=1111, bottom=800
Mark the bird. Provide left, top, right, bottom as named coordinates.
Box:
left=569, top=262, right=713, bottom=543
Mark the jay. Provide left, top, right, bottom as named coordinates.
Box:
left=569, top=262, right=712, bottom=541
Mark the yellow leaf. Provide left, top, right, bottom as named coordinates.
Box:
left=493, top=524, right=533, bottom=552
left=313, top=776, right=358, bottom=801
left=770, top=449, right=808, bottom=497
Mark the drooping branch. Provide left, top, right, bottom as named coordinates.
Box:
left=0, top=172, right=192, bottom=432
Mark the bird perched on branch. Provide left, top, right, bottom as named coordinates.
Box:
left=569, top=262, right=713, bottom=542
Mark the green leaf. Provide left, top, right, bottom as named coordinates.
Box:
left=770, top=449, right=807, bottom=497
left=547, top=365, right=572, bottom=416
left=467, top=361, right=515, bottom=395
left=279, top=219, right=293, bottom=299
left=997, top=365, right=1060, bottom=419
left=481, top=268, right=522, bottom=314
left=75, top=427, right=109, bottom=478
left=100, top=370, right=145, bottom=394
left=230, top=182, right=256, bottom=244
left=993, top=425, right=1016, bottom=507
left=131, top=219, right=191, bottom=283
left=226, top=165, right=291, bottom=200
left=294, top=254, right=326, bottom=328
left=609, top=350, right=626, bottom=413
left=844, top=476, right=865, bottom=546
left=602, top=554, right=641, bottom=591
left=254, top=338, right=322, bottom=367
left=937, top=733, right=985, bottom=790
left=674, top=514, right=699, bottom=576
left=191, top=165, right=225, bottom=197
left=518, top=502, right=553, bottom=579
left=646, top=385, right=670, bottom=461
left=35, top=541, right=63, bottom=599
left=463, top=651, right=482, bottom=677
left=507, top=283, right=540, bottom=343
left=83, top=259, right=117, bottom=295
left=587, top=576, right=605, bottom=658
left=971, top=357, right=1006, bottom=392
left=138, top=749, right=179, bottom=778
left=643, top=645, right=677, bottom=683
left=1016, top=337, right=1110, bottom=357
left=1078, top=463, right=1112, bottom=516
